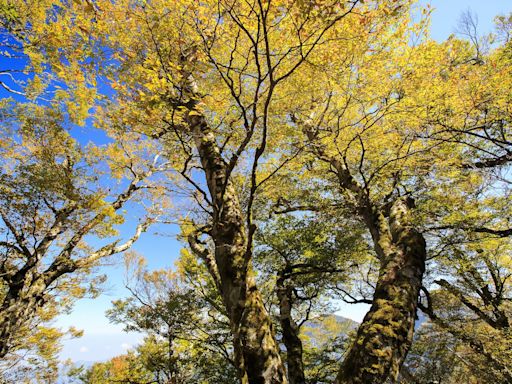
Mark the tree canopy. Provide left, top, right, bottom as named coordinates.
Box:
left=0, top=1, right=510, bottom=383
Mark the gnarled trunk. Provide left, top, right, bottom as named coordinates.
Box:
left=0, top=280, right=46, bottom=358
left=276, top=279, right=306, bottom=384
left=0, top=251, right=78, bottom=358
left=188, top=112, right=287, bottom=384
left=336, top=199, right=426, bottom=384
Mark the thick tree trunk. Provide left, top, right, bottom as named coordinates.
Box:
left=0, top=284, right=46, bottom=357
left=336, top=199, right=427, bottom=384
left=188, top=112, right=287, bottom=384
left=0, top=254, right=76, bottom=358
left=276, top=279, right=306, bottom=384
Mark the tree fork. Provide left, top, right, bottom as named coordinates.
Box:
left=187, top=110, right=287, bottom=384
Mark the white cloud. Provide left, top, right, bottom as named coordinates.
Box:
left=79, top=346, right=89, bottom=353
left=120, top=343, right=132, bottom=350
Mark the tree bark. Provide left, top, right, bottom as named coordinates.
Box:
left=0, top=248, right=79, bottom=357
left=301, top=133, right=428, bottom=383
left=336, top=198, right=427, bottom=384
left=276, top=277, right=306, bottom=384
left=0, top=276, right=46, bottom=357
left=188, top=111, right=287, bottom=384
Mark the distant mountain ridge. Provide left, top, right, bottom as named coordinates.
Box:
left=305, top=314, right=359, bottom=329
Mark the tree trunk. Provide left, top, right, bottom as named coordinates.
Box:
left=336, top=199, right=427, bottom=384
left=276, top=278, right=306, bottom=384
left=188, top=112, right=287, bottom=384
left=0, top=255, right=76, bottom=358
left=0, top=284, right=46, bottom=357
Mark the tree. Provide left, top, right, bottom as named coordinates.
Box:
left=107, top=254, right=194, bottom=383
left=417, top=233, right=512, bottom=382
left=0, top=101, right=170, bottom=362
left=71, top=351, right=157, bottom=384
left=106, top=251, right=238, bottom=383
left=403, top=321, right=481, bottom=384
left=276, top=9, right=511, bottom=382
left=1, top=2, right=511, bottom=383
left=0, top=324, right=80, bottom=384
left=301, top=315, right=358, bottom=384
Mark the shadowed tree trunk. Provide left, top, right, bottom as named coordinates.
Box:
left=276, top=276, right=306, bottom=384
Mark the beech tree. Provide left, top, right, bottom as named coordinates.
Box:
left=0, top=101, right=170, bottom=362
left=273, top=9, right=511, bottom=382
left=0, top=1, right=511, bottom=384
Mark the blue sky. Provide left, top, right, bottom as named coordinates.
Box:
left=56, top=0, right=512, bottom=363
left=422, top=0, right=511, bottom=41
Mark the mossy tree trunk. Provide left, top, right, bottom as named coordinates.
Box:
left=336, top=198, right=426, bottom=384
left=301, top=128, right=428, bottom=383
left=0, top=259, right=76, bottom=358
left=188, top=112, right=287, bottom=384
